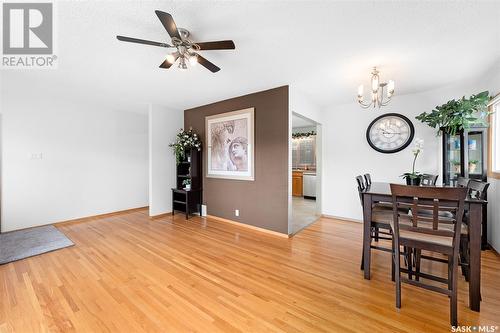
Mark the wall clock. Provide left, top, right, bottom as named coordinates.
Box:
left=366, top=113, right=415, bottom=153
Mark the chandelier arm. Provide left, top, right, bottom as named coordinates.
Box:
left=358, top=98, right=373, bottom=108
left=380, top=96, right=393, bottom=107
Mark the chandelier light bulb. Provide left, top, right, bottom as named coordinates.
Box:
left=387, top=80, right=395, bottom=96
left=358, top=85, right=364, bottom=97
left=371, top=73, right=379, bottom=92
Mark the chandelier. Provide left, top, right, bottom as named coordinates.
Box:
left=357, top=67, right=395, bottom=108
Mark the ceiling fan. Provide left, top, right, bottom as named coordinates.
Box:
left=116, top=11, right=235, bottom=73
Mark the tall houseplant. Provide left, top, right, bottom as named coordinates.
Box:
left=415, top=91, right=490, bottom=135
left=169, top=128, right=202, bottom=164
left=401, top=138, right=424, bottom=185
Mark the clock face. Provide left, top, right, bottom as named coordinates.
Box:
left=366, top=113, right=415, bottom=153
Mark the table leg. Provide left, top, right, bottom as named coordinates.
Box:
left=469, top=203, right=482, bottom=312
left=363, top=194, right=373, bottom=280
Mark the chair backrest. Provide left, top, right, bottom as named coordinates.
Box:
left=390, top=184, right=467, bottom=248
left=421, top=174, right=438, bottom=186
left=355, top=175, right=366, bottom=206
left=457, top=177, right=470, bottom=188
left=467, top=180, right=489, bottom=200
left=356, top=175, right=366, bottom=191
left=364, top=173, right=372, bottom=186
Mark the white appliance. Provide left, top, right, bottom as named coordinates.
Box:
left=303, top=173, right=316, bottom=198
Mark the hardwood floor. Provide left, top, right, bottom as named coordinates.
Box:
left=1, top=209, right=499, bottom=332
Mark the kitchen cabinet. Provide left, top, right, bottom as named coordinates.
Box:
left=292, top=171, right=303, bottom=197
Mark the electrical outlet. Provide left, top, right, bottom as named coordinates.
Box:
left=235, top=209, right=239, bottom=217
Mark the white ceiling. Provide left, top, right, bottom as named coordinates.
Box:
left=292, top=114, right=315, bottom=129
left=3, top=1, right=500, bottom=112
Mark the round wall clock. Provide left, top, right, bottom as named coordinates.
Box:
left=366, top=113, right=415, bottom=154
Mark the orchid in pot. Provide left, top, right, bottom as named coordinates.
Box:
left=401, top=138, right=424, bottom=186
left=169, top=128, right=202, bottom=165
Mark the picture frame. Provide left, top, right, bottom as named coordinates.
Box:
left=205, top=107, right=255, bottom=181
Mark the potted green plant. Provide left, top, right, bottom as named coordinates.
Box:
left=182, top=179, right=191, bottom=191
left=169, top=128, right=202, bottom=164
left=401, top=138, right=424, bottom=185
left=415, top=91, right=490, bottom=135
left=469, top=159, right=479, bottom=174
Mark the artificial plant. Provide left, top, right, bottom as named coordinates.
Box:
left=415, top=91, right=490, bottom=135
left=169, top=128, right=202, bottom=164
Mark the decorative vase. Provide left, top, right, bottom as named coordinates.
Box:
left=469, top=163, right=477, bottom=173
left=184, top=184, right=191, bottom=191
left=406, top=177, right=421, bottom=186
left=187, top=156, right=191, bottom=163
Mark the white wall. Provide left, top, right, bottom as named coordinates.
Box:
left=482, top=60, right=500, bottom=252
left=0, top=94, right=149, bottom=232
left=289, top=89, right=323, bottom=233
left=148, top=104, right=183, bottom=217
left=322, top=81, right=487, bottom=221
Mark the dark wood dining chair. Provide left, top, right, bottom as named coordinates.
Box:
left=459, top=179, right=489, bottom=280
left=356, top=175, right=394, bottom=270
left=390, top=184, right=467, bottom=326
left=364, top=173, right=372, bottom=186
left=421, top=174, right=438, bottom=186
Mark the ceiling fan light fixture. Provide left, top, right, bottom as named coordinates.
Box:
left=166, top=53, right=177, bottom=64
left=117, top=11, right=235, bottom=73
left=178, top=57, right=188, bottom=70
left=189, top=54, right=198, bottom=66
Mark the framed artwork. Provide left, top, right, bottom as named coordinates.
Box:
left=206, top=107, right=255, bottom=181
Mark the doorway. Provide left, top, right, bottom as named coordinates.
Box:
left=290, top=113, right=321, bottom=234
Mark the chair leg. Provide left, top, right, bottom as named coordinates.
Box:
left=394, top=244, right=401, bottom=308
left=450, top=255, right=458, bottom=327
left=403, top=246, right=408, bottom=266
left=360, top=245, right=364, bottom=270
left=459, top=237, right=466, bottom=277
left=448, top=256, right=453, bottom=291
left=391, top=238, right=395, bottom=282
left=415, top=249, right=421, bottom=282
left=407, top=247, right=413, bottom=280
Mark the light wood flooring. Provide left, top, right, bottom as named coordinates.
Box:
left=1, top=209, right=499, bottom=332
left=291, top=197, right=319, bottom=234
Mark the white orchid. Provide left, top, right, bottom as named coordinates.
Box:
left=169, top=128, right=203, bottom=164
left=402, top=137, right=424, bottom=183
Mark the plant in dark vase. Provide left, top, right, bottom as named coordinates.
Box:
left=415, top=91, right=490, bottom=135
left=401, top=138, right=424, bottom=186
left=169, top=128, right=202, bottom=164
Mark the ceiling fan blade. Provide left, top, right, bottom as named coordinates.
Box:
left=195, top=54, right=220, bottom=73
left=116, top=35, right=171, bottom=48
left=195, top=40, right=235, bottom=50
left=159, top=52, right=180, bottom=69
left=155, top=10, right=181, bottom=39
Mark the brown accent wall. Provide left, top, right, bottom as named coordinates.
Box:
left=184, top=86, right=289, bottom=234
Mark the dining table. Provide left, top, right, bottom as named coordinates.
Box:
left=361, top=182, right=487, bottom=312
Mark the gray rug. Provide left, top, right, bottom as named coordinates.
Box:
left=0, top=225, right=74, bottom=265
